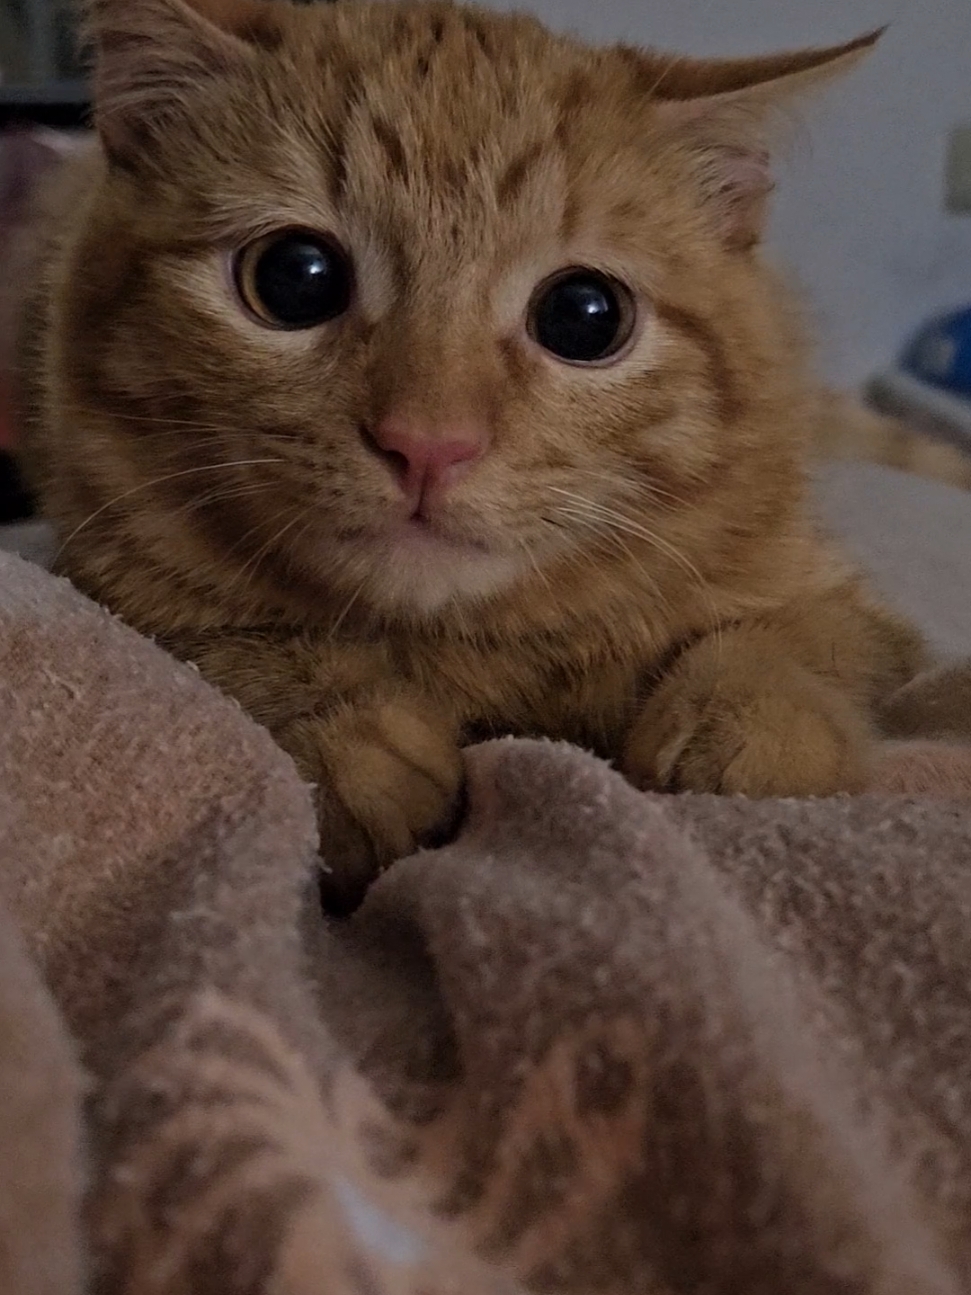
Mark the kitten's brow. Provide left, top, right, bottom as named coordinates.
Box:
left=495, top=141, right=546, bottom=210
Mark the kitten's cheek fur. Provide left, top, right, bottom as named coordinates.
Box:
left=622, top=647, right=871, bottom=797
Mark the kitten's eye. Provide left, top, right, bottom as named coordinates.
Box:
left=234, top=230, right=353, bottom=329
left=528, top=269, right=635, bottom=364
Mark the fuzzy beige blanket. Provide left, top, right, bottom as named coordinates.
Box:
left=4, top=546, right=971, bottom=1295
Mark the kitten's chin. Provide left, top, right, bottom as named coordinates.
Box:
left=348, top=520, right=523, bottom=615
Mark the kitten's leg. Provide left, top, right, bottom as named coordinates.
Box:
left=285, top=695, right=464, bottom=912
left=164, top=632, right=463, bottom=911
left=622, top=589, right=926, bottom=797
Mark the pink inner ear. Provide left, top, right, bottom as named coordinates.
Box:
left=717, top=147, right=772, bottom=199
left=654, top=96, right=776, bottom=248
left=706, top=145, right=774, bottom=249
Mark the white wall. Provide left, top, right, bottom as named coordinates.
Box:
left=496, top=0, right=971, bottom=386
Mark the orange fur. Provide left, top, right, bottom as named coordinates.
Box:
left=16, top=0, right=926, bottom=908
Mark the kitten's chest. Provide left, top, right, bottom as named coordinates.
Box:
left=399, top=628, right=650, bottom=757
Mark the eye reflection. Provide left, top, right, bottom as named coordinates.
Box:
left=234, top=230, right=354, bottom=329
left=528, top=269, right=635, bottom=363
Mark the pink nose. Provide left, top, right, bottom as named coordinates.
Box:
left=367, top=416, right=487, bottom=501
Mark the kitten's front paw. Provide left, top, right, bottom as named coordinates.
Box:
left=622, top=657, right=870, bottom=798
left=286, top=701, right=464, bottom=913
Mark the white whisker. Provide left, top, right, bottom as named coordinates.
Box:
left=548, top=486, right=723, bottom=651
left=328, top=576, right=369, bottom=641
left=227, top=503, right=316, bottom=599
left=53, top=459, right=286, bottom=562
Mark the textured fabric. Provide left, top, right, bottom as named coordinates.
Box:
left=4, top=550, right=971, bottom=1292
left=0, top=895, right=85, bottom=1295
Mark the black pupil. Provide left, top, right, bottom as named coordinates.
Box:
left=532, top=273, right=624, bottom=362
left=253, top=235, right=351, bottom=327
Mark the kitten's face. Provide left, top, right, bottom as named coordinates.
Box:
left=68, top=0, right=866, bottom=618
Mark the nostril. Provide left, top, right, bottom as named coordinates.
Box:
left=359, top=424, right=410, bottom=482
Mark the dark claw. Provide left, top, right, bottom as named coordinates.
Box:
left=317, top=778, right=469, bottom=918
left=318, top=864, right=373, bottom=918
left=418, top=775, right=469, bottom=851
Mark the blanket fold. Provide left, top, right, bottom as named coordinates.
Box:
left=4, top=546, right=971, bottom=1293
left=0, top=892, right=85, bottom=1295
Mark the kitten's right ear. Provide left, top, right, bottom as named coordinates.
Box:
left=85, top=0, right=281, bottom=168
left=637, top=30, right=882, bottom=250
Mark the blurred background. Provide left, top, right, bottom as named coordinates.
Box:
left=0, top=0, right=84, bottom=112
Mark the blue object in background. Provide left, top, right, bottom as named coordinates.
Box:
left=901, top=306, right=971, bottom=397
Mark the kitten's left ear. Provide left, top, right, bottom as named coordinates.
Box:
left=641, top=30, right=882, bottom=250
left=85, top=0, right=282, bottom=167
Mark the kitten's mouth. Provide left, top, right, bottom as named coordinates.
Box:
left=389, top=511, right=493, bottom=555
left=333, top=507, right=494, bottom=558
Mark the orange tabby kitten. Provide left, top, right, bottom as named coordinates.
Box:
left=17, top=0, right=926, bottom=909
